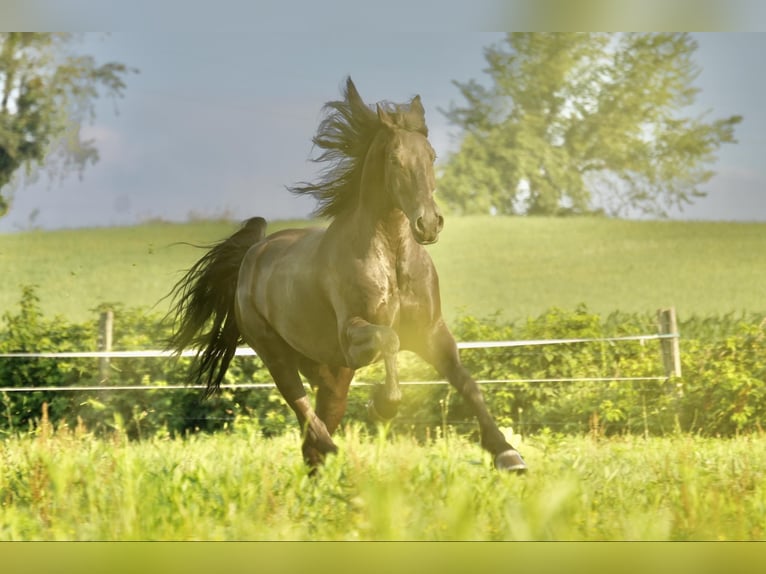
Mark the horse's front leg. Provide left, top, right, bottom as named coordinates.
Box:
left=343, top=317, right=401, bottom=420
left=414, top=318, right=527, bottom=473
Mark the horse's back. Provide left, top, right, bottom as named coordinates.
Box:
left=236, top=225, right=345, bottom=365
left=238, top=225, right=326, bottom=306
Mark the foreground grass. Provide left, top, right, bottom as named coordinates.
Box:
left=3, top=217, right=766, bottom=323
left=2, top=423, right=765, bottom=541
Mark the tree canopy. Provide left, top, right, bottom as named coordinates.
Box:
left=439, top=33, right=742, bottom=217
left=0, top=33, right=135, bottom=217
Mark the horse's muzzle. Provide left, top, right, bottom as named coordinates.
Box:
left=412, top=212, right=444, bottom=245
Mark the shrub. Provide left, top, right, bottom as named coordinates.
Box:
left=2, top=287, right=766, bottom=439
left=0, top=288, right=278, bottom=438
left=0, top=286, right=95, bottom=433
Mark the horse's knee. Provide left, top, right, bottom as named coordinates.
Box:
left=344, top=321, right=400, bottom=367
left=376, top=328, right=400, bottom=355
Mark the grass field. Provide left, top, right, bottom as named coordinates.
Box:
left=3, top=216, right=766, bottom=323
left=4, top=217, right=766, bottom=548
left=2, top=417, right=765, bottom=541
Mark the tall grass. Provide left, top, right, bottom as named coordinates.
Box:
left=3, top=217, right=766, bottom=323
left=2, top=413, right=764, bottom=540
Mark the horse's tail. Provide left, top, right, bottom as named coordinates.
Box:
left=166, top=216, right=267, bottom=397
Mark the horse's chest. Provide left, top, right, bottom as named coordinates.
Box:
left=360, top=260, right=402, bottom=321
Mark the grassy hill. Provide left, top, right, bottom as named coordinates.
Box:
left=2, top=216, right=766, bottom=324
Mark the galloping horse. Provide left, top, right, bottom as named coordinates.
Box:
left=167, top=78, right=526, bottom=472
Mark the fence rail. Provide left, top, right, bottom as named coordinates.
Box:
left=0, top=333, right=678, bottom=359
left=0, top=330, right=679, bottom=394
left=0, top=376, right=670, bottom=393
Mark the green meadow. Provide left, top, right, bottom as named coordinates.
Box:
left=3, top=217, right=766, bottom=542
left=2, top=216, right=766, bottom=323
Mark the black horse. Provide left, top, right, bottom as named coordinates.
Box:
left=167, top=78, right=526, bottom=473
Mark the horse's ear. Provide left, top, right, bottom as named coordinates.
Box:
left=377, top=103, right=395, bottom=129
left=346, top=77, right=365, bottom=108
left=410, top=94, right=425, bottom=118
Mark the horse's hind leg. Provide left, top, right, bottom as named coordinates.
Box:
left=242, top=326, right=338, bottom=467
left=313, top=365, right=354, bottom=434
left=299, top=360, right=354, bottom=464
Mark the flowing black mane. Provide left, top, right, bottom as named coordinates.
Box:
left=289, top=76, right=428, bottom=219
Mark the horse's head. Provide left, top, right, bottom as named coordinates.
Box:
left=376, top=98, right=444, bottom=245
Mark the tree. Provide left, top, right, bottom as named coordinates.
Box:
left=439, top=33, right=742, bottom=217
left=0, top=33, right=135, bottom=217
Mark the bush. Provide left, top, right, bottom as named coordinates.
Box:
left=0, top=287, right=279, bottom=438
left=0, top=286, right=95, bottom=433
left=678, top=318, right=766, bottom=434
left=447, top=306, right=673, bottom=435
left=2, top=286, right=766, bottom=439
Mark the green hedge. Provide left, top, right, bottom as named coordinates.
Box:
left=0, top=287, right=281, bottom=439
left=1, top=287, right=765, bottom=439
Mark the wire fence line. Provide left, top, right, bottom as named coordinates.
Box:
left=0, top=333, right=677, bottom=359
left=0, top=377, right=669, bottom=394
left=0, top=333, right=677, bottom=394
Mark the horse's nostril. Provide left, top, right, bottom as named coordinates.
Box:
left=437, top=215, right=444, bottom=231
left=415, top=217, right=426, bottom=234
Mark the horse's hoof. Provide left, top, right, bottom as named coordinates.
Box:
left=366, top=399, right=396, bottom=423
left=494, top=449, right=528, bottom=473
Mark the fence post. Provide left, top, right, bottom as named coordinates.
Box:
left=657, top=307, right=681, bottom=378
left=98, top=309, right=114, bottom=381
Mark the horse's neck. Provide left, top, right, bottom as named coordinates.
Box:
left=332, top=198, right=413, bottom=263
left=328, top=165, right=418, bottom=261
left=375, top=210, right=412, bottom=256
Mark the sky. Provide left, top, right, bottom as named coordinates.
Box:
left=1, top=31, right=765, bottom=232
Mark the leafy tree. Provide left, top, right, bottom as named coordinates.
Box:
left=439, top=33, right=742, bottom=217
left=0, top=33, right=135, bottom=217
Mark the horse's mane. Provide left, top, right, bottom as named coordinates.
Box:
left=289, top=77, right=428, bottom=219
